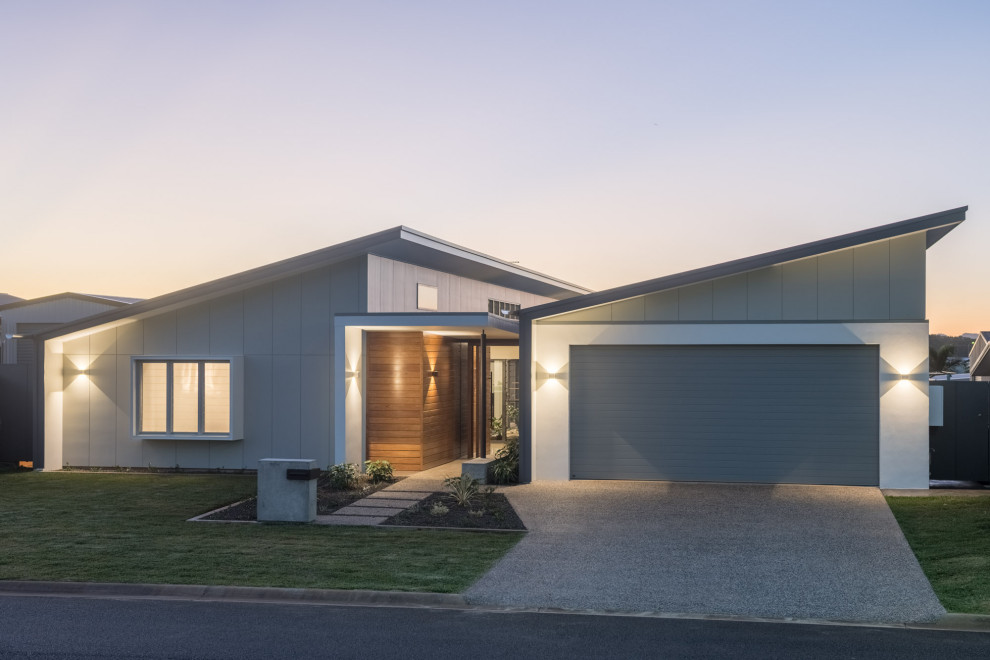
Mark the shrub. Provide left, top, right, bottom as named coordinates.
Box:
left=326, top=463, right=358, bottom=490
left=364, top=459, right=394, bottom=484
left=443, top=474, right=480, bottom=507
left=489, top=435, right=519, bottom=484
left=430, top=501, right=450, bottom=516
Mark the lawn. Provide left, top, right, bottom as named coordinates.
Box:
left=0, top=472, right=522, bottom=593
left=886, top=495, right=990, bottom=614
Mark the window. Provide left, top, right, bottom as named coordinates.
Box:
left=133, top=358, right=242, bottom=440
left=417, top=283, right=439, bottom=311
left=488, top=299, right=521, bottom=319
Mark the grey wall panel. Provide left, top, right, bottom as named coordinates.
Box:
left=678, top=282, right=713, bottom=321
left=62, top=362, right=89, bottom=467
left=782, top=258, right=818, bottom=320
left=211, top=295, right=244, bottom=355
left=209, top=438, right=243, bottom=470
left=569, top=345, right=879, bottom=486
left=747, top=266, right=782, bottom=320
left=300, top=267, right=331, bottom=355
left=889, top=233, right=926, bottom=319
left=243, top=285, right=273, bottom=355
left=644, top=290, right=678, bottom=321
left=88, top=353, right=117, bottom=466
left=115, top=355, right=141, bottom=466
left=555, top=305, right=611, bottom=322
left=63, top=335, right=89, bottom=355
left=176, top=303, right=210, bottom=355
left=243, top=355, right=274, bottom=466
left=142, top=439, right=177, bottom=469
left=117, top=322, right=143, bottom=355
left=144, top=313, right=178, bottom=355
left=330, top=257, right=367, bottom=315
left=713, top=275, right=747, bottom=321
left=176, top=434, right=210, bottom=468
left=272, top=277, right=302, bottom=355
left=854, top=242, right=890, bottom=320
left=90, top=327, right=116, bottom=356
left=272, top=355, right=302, bottom=457
left=818, top=251, right=854, bottom=319
left=300, top=355, right=332, bottom=467
left=612, top=297, right=645, bottom=322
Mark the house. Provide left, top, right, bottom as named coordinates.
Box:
left=519, top=206, right=966, bottom=489
left=31, top=208, right=965, bottom=489
left=0, top=293, right=140, bottom=466
left=32, top=227, right=587, bottom=472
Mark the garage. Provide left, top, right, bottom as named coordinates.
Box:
left=569, top=345, right=879, bottom=485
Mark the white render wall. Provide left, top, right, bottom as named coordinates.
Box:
left=529, top=321, right=930, bottom=489
left=367, top=255, right=556, bottom=312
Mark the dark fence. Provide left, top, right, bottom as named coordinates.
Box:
left=930, top=380, right=990, bottom=482
left=0, top=364, right=31, bottom=465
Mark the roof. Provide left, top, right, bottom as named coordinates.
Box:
left=36, top=225, right=591, bottom=341
left=969, top=331, right=990, bottom=378
left=0, top=294, right=23, bottom=306
left=521, top=206, right=968, bottom=320
left=0, top=292, right=139, bottom=313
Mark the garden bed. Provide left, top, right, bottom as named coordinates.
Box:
left=384, top=492, right=525, bottom=530
left=200, top=474, right=402, bottom=521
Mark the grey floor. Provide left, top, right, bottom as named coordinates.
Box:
left=464, top=481, right=946, bottom=623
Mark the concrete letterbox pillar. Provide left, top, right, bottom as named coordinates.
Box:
left=257, top=459, right=318, bottom=522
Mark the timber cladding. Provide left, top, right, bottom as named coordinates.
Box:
left=365, top=331, right=462, bottom=471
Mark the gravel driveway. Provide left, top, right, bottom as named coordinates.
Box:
left=464, top=481, right=945, bottom=623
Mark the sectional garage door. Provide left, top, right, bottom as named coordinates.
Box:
left=569, top=345, right=879, bottom=485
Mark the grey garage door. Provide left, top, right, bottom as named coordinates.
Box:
left=569, top=345, right=879, bottom=485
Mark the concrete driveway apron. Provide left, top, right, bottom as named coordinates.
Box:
left=464, top=481, right=945, bottom=623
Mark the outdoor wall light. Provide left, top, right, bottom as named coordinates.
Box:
left=547, top=372, right=557, bottom=381
left=899, top=373, right=910, bottom=380
left=346, top=370, right=359, bottom=379
left=428, top=370, right=439, bottom=377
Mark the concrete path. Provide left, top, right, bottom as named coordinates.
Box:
left=316, top=461, right=463, bottom=526
left=464, top=481, right=946, bottom=623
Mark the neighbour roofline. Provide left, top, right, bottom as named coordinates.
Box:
left=35, top=225, right=587, bottom=341
left=520, top=206, right=968, bottom=320
left=0, top=292, right=138, bottom=313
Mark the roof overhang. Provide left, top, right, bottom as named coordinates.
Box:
left=333, top=312, right=519, bottom=339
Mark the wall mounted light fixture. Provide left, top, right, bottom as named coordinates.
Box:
left=428, top=370, right=439, bottom=377
left=346, top=370, right=359, bottom=379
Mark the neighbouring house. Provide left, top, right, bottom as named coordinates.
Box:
left=968, top=332, right=990, bottom=381
left=31, top=208, right=966, bottom=489
left=0, top=293, right=140, bottom=465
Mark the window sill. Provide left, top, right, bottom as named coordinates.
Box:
left=133, top=434, right=241, bottom=442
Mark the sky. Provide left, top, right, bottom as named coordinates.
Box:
left=1, top=1, right=987, bottom=334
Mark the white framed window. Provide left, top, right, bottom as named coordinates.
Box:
left=132, top=357, right=243, bottom=440
left=417, top=283, right=439, bottom=311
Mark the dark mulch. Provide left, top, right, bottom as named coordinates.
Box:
left=384, top=492, right=526, bottom=530
left=198, top=476, right=402, bottom=521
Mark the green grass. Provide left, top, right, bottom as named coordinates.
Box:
left=0, top=472, right=522, bottom=592
left=886, top=495, right=990, bottom=614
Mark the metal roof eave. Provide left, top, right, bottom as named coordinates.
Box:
left=521, top=206, right=968, bottom=321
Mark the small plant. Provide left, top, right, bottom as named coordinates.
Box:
left=505, top=403, right=519, bottom=427
left=489, top=435, right=519, bottom=484
left=364, top=459, right=394, bottom=484
left=443, top=474, right=480, bottom=507
left=430, top=501, right=450, bottom=516
left=469, top=509, right=484, bottom=518
left=490, top=416, right=504, bottom=440
left=327, top=462, right=359, bottom=490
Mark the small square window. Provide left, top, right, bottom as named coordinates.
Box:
left=417, top=283, right=439, bottom=311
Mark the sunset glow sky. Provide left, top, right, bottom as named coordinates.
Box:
left=2, top=1, right=987, bottom=334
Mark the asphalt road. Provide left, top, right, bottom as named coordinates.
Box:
left=0, top=596, right=988, bottom=659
